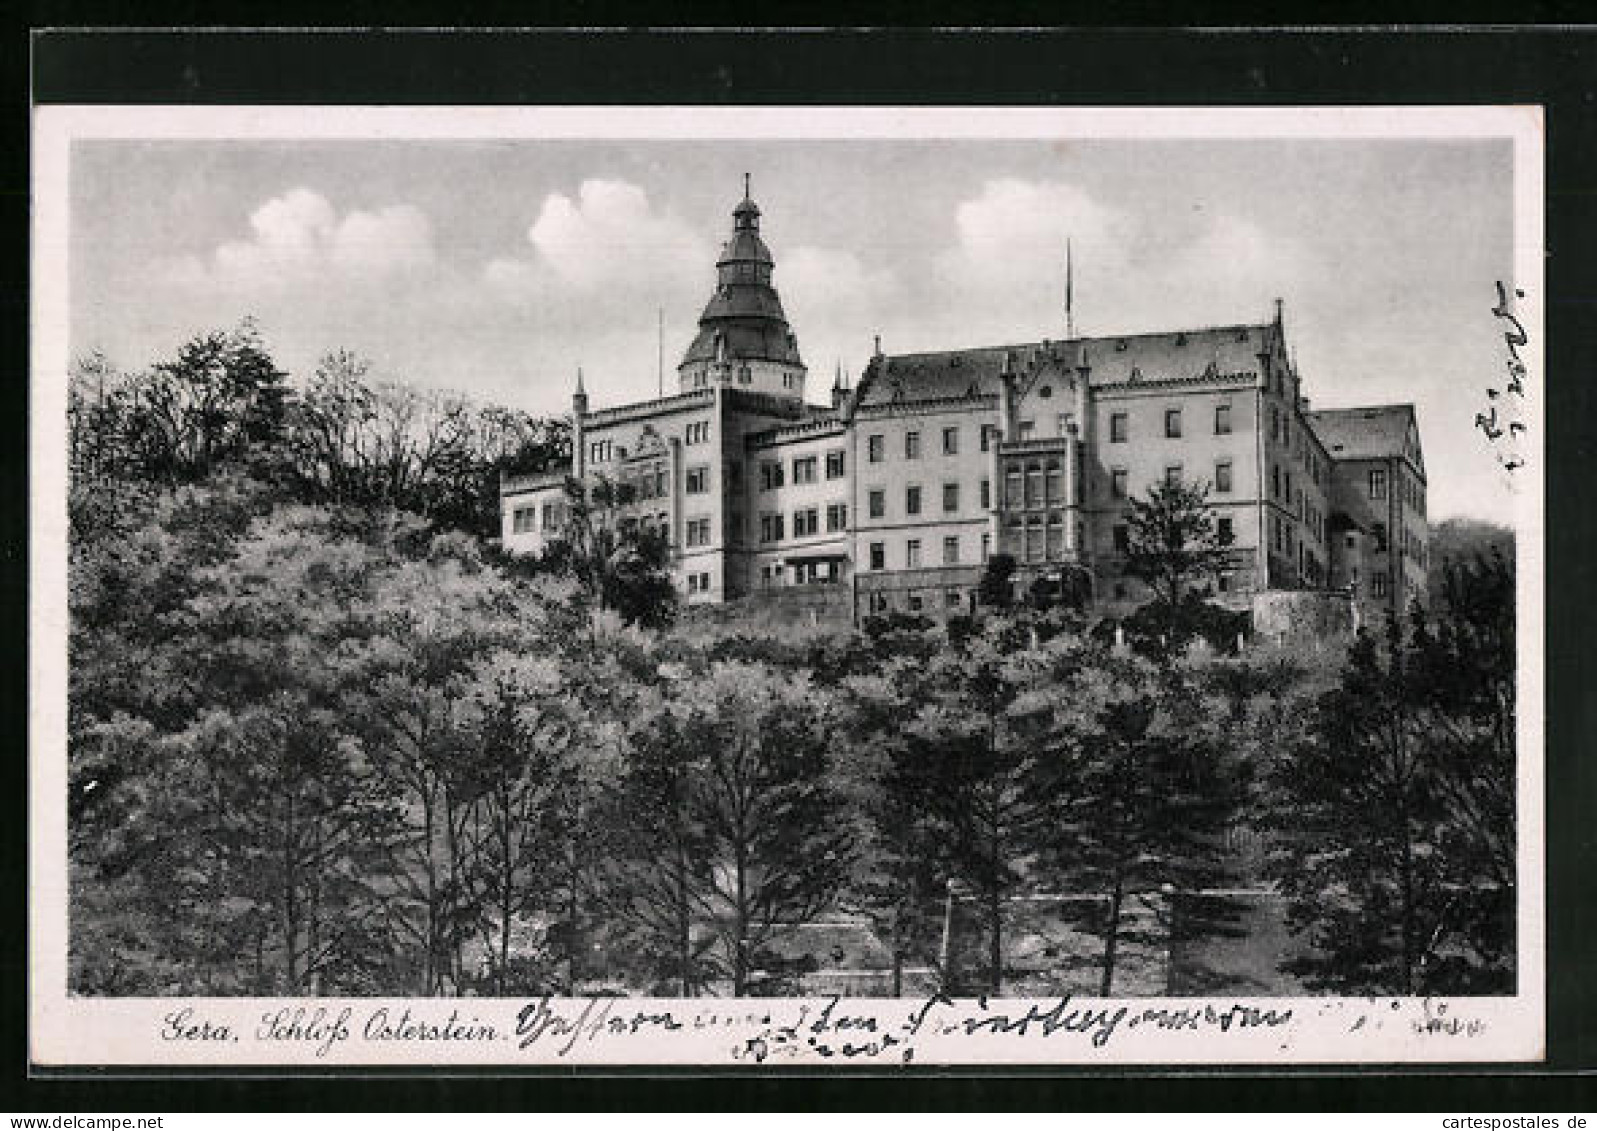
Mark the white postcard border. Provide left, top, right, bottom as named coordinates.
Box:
left=30, top=104, right=1546, bottom=1068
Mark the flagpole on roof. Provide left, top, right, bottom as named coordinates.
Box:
left=1066, top=238, right=1076, bottom=340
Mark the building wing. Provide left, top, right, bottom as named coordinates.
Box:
left=853, top=323, right=1276, bottom=407
left=1305, top=404, right=1423, bottom=475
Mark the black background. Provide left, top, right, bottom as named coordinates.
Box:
left=12, top=17, right=1597, bottom=1111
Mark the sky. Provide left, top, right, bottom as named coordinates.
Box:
left=67, top=136, right=1523, bottom=526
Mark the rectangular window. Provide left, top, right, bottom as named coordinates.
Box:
left=1111, top=468, right=1128, bottom=499
left=943, top=535, right=960, bottom=565
left=980, top=478, right=991, bottom=509
left=1057, top=412, right=1075, bottom=436
left=1369, top=468, right=1388, bottom=499
left=906, top=539, right=922, bottom=568
left=1005, top=468, right=1023, bottom=508
left=980, top=425, right=995, bottom=452
left=792, top=456, right=817, bottom=485
left=1165, top=464, right=1183, bottom=487
left=945, top=588, right=963, bottom=610
left=826, top=502, right=848, bottom=532
left=685, top=466, right=709, bottom=494
left=541, top=502, right=557, bottom=528
left=1110, top=412, right=1128, bottom=443
left=868, top=489, right=885, bottom=519
left=1165, top=408, right=1182, bottom=438
left=905, top=431, right=921, bottom=459
left=759, top=461, right=784, bottom=491
left=685, top=517, right=711, bottom=547
left=1373, top=571, right=1389, bottom=599
left=1271, top=465, right=1280, bottom=499
left=1018, top=420, right=1036, bottom=440
left=1217, top=516, right=1234, bottom=543
left=512, top=507, right=536, bottom=533
left=1113, top=524, right=1129, bottom=553
left=942, top=426, right=959, bottom=455
left=906, top=485, right=922, bottom=516
left=793, top=508, right=819, bottom=537
left=688, top=574, right=700, bottom=594
left=981, top=533, right=991, bottom=561
left=1215, top=403, right=1232, bottom=434
left=1025, top=517, right=1044, bottom=562
left=758, top=513, right=784, bottom=543
left=825, top=449, right=845, bottom=479
left=868, top=434, right=885, bottom=463
left=869, top=542, right=885, bottom=571
left=943, top=482, right=959, bottom=513
left=1215, top=460, right=1233, bottom=493
left=1372, top=521, right=1388, bottom=552
left=686, top=421, right=710, bottom=446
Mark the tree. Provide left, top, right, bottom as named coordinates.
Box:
left=605, top=680, right=722, bottom=995
left=1122, top=478, right=1235, bottom=651
left=1041, top=653, right=1245, bottom=994
left=834, top=670, right=958, bottom=996
left=285, top=349, right=571, bottom=536
left=455, top=649, right=601, bottom=995
left=662, top=661, right=853, bottom=996
left=894, top=620, right=1065, bottom=994
left=1267, top=566, right=1516, bottom=996
left=125, top=320, right=291, bottom=483
left=1427, top=518, right=1514, bottom=599
left=541, top=476, right=678, bottom=631
left=976, top=551, right=1018, bottom=610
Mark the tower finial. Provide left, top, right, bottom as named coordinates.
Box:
left=575, top=365, right=585, bottom=396
left=744, top=171, right=751, bottom=200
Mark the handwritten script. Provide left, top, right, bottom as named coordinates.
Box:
left=513, top=994, right=1294, bottom=1064
left=1478, top=281, right=1530, bottom=473
left=141, top=994, right=1523, bottom=1064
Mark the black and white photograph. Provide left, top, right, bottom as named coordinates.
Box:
left=29, top=104, right=1544, bottom=1066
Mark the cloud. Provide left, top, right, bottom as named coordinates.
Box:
left=164, top=189, right=437, bottom=288
left=929, top=178, right=1312, bottom=346
left=486, top=179, right=709, bottom=300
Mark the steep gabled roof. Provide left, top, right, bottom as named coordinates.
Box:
left=1305, top=404, right=1419, bottom=465
left=852, top=323, right=1276, bottom=407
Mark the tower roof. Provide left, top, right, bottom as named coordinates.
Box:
left=680, top=183, right=804, bottom=370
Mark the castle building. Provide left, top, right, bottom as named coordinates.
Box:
left=502, top=186, right=1428, bottom=624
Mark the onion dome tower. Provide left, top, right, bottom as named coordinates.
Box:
left=677, top=176, right=807, bottom=399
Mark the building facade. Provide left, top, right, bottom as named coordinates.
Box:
left=502, top=188, right=1428, bottom=623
